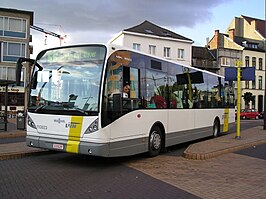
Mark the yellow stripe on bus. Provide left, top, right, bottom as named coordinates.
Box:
left=223, top=108, right=229, bottom=132
left=66, top=116, right=83, bottom=153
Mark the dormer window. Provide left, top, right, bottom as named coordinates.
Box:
left=145, top=29, right=153, bottom=34
left=162, top=31, right=171, bottom=36
left=242, top=41, right=259, bottom=49
left=251, top=43, right=258, bottom=49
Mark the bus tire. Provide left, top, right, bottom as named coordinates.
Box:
left=213, top=119, right=220, bottom=137
left=148, top=126, right=162, bottom=157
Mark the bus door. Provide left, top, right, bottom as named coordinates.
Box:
left=122, top=66, right=140, bottom=113
left=102, top=65, right=140, bottom=127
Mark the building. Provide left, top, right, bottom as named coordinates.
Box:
left=209, top=15, right=265, bottom=112
left=226, top=15, right=265, bottom=41
left=0, top=7, right=33, bottom=116
left=208, top=29, right=243, bottom=77
left=109, top=20, right=193, bottom=66
left=227, top=15, right=265, bottom=112
left=192, top=46, right=218, bottom=73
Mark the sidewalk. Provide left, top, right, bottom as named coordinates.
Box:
left=0, top=118, right=46, bottom=160
left=183, top=125, right=266, bottom=160
left=1, top=119, right=266, bottom=161
left=0, top=118, right=26, bottom=139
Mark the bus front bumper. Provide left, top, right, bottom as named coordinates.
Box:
left=26, top=135, right=110, bottom=157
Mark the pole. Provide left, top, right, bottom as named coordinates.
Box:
left=263, top=7, right=266, bottom=129
left=263, top=36, right=266, bottom=130
left=4, top=84, right=8, bottom=131
left=236, top=63, right=241, bottom=139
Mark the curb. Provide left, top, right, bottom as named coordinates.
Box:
left=0, top=131, right=26, bottom=139
left=0, top=150, right=49, bottom=161
left=183, top=139, right=266, bottom=160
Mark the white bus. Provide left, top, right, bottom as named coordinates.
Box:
left=16, top=44, right=235, bottom=157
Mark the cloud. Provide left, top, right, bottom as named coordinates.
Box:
left=2, top=0, right=232, bottom=49
left=2, top=0, right=231, bottom=32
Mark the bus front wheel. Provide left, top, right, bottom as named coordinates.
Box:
left=148, top=126, right=162, bottom=157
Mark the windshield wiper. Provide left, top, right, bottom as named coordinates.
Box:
left=59, top=103, right=89, bottom=115
left=34, top=103, right=89, bottom=115
left=35, top=104, right=49, bottom=112
left=71, top=107, right=89, bottom=116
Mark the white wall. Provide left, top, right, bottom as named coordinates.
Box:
left=110, top=32, right=192, bottom=66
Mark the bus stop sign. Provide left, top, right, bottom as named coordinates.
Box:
left=225, top=67, right=255, bottom=81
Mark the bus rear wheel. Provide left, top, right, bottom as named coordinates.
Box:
left=213, top=119, right=220, bottom=137
left=148, top=126, right=162, bottom=157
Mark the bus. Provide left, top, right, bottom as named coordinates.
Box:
left=16, top=44, right=235, bottom=157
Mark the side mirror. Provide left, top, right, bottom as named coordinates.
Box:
left=15, top=57, right=42, bottom=86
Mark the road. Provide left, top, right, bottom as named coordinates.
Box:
left=0, top=120, right=265, bottom=199
left=0, top=150, right=200, bottom=198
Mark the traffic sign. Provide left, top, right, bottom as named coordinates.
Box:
left=225, top=67, right=255, bottom=81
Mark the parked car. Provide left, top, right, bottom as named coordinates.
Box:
left=259, top=111, right=264, bottom=119
left=239, top=109, right=260, bottom=120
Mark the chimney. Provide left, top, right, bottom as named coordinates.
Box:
left=229, top=29, right=235, bottom=41
left=205, top=37, right=210, bottom=48
left=215, top=30, right=219, bottom=48
left=251, top=20, right=256, bottom=29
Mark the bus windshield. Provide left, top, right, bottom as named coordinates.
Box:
left=29, top=45, right=106, bottom=115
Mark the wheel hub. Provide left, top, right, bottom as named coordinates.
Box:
left=151, top=132, right=161, bottom=150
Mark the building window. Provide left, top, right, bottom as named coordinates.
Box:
left=0, top=16, right=27, bottom=38
left=252, top=76, right=256, bottom=89
left=0, top=17, right=3, bottom=32
left=9, top=18, right=26, bottom=32
left=178, top=49, right=184, bottom=59
left=248, top=43, right=258, bottom=49
left=2, top=42, right=26, bottom=62
left=0, top=93, right=24, bottom=107
left=149, top=45, right=156, bottom=55
left=259, top=58, right=263, bottom=70
left=164, top=47, right=170, bottom=58
left=252, top=98, right=256, bottom=109
left=133, top=43, right=141, bottom=51
left=221, top=57, right=230, bottom=66
left=252, top=57, right=256, bottom=68
left=258, top=76, right=262, bottom=90
left=0, top=66, right=20, bottom=82
left=245, top=56, right=249, bottom=67
left=245, top=81, right=249, bottom=89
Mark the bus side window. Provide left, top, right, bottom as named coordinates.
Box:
left=122, top=67, right=141, bottom=111
left=145, top=69, right=167, bottom=109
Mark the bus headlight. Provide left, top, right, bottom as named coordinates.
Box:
left=85, top=118, right=98, bottom=134
left=27, top=115, right=37, bottom=129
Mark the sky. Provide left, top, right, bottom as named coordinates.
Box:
left=1, top=0, right=265, bottom=58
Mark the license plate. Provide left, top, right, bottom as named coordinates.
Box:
left=53, top=143, right=64, bottom=150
